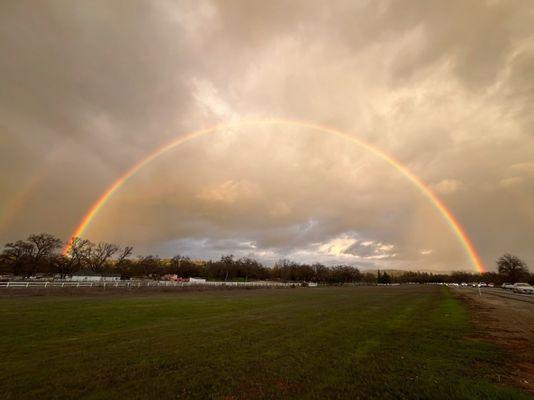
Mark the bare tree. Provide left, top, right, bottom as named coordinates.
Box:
left=86, top=242, right=119, bottom=273
left=27, top=233, right=62, bottom=275
left=27, top=233, right=62, bottom=260
left=116, top=246, right=133, bottom=267
left=136, top=255, right=162, bottom=278
left=1, top=234, right=62, bottom=277
left=497, top=253, right=529, bottom=283
left=1, top=240, right=34, bottom=276
left=61, top=237, right=92, bottom=277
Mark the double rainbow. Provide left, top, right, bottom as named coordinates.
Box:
left=63, top=118, right=485, bottom=272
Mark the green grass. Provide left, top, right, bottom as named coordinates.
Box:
left=0, top=286, right=530, bottom=399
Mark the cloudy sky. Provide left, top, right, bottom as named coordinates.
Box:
left=1, top=0, right=533, bottom=271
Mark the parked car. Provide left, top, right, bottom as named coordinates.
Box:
left=512, top=283, right=534, bottom=294
left=501, top=283, right=514, bottom=290
left=487, top=283, right=494, bottom=288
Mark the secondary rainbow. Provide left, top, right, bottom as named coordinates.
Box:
left=0, top=171, right=47, bottom=235
left=63, top=118, right=485, bottom=272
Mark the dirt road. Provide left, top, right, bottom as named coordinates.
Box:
left=468, top=286, right=534, bottom=304
left=453, top=287, right=534, bottom=394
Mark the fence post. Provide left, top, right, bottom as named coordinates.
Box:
left=6, top=282, right=9, bottom=288
left=45, top=282, right=48, bottom=288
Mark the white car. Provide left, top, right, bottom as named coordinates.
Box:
left=501, top=283, right=514, bottom=290
left=512, top=283, right=534, bottom=294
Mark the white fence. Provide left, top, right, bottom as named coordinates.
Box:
left=0, top=280, right=294, bottom=289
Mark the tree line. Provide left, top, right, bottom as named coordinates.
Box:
left=392, top=254, right=532, bottom=284
left=0, top=233, right=531, bottom=284
left=0, top=233, right=365, bottom=283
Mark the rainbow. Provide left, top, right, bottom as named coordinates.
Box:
left=63, top=118, right=485, bottom=272
left=0, top=171, right=46, bottom=235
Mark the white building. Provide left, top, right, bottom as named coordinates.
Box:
left=69, top=275, right=121, bottom=282
left=189, top=277, right=207, bottom=283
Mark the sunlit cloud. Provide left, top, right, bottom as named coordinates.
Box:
left=196, top=180, right=261, bottom=205
left=431, top=179, right=463, bottom=195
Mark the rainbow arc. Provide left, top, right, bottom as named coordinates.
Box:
left=63, top=118, right=484, bottom=273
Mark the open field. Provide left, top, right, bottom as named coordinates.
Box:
left=0, top=286, right=531, bottom=400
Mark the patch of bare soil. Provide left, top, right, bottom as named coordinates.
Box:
left=454, top=289, right=534, bottom=394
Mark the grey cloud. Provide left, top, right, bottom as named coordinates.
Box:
left=344, top=240, right=394, bottom=259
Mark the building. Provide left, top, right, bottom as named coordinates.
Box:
left=68, top=274, right=121, bottom=282
left=189, top=277, right=207, bottom=284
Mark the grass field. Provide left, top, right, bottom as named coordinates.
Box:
left=0, top=286, right=530, bottom=399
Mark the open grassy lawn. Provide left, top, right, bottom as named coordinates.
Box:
left=0, top=286, right=530, bottom=399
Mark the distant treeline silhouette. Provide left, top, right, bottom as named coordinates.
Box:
left=0, top=233, right=531, bottom=284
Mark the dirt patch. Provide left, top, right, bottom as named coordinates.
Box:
left=454, top=288, right=534, bottom=394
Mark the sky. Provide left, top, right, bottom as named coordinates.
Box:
left=1, top=0, right=533, bottom=272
